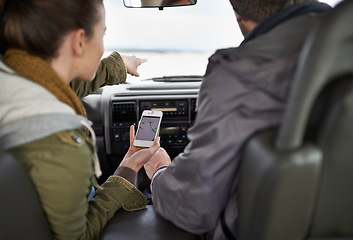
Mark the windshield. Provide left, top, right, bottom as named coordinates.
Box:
left=103, top=0, right=343, bottom=83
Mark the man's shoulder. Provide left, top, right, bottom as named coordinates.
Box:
left=209, top=14, right=319, bottom=66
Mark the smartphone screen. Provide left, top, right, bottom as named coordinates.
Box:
left=135, top=115, right=161, bottom=141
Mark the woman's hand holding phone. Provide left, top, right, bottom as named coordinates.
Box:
left=119, top=125, right=160, bottom=173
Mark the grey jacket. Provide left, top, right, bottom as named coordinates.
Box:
left=150, top=14, right=323, bottom=239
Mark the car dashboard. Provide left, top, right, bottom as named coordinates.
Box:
left=82, top=78, right=201, bottom=183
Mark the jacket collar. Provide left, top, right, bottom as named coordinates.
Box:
left=241, top=2, right=332, bottom=45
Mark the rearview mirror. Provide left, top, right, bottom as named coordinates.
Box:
left=123, top=0, right=197, bottom=9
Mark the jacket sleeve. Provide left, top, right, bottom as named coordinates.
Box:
left=150, top=59, right=285, bottom=234
left=70, top=51, right=127, bottom=98
left=10, top=129, right=146, bottom=240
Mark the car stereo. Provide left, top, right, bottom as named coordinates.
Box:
left=110, top=98, right=197, bottom=155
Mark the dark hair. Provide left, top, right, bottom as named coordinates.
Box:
left=0, top=0, right=103, bottom=60
left=229, top=0, right=316, bottom=22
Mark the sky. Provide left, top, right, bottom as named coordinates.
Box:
left=104, top=0, right=244, bottom=51
left=103, top=0, right=344, bottom=52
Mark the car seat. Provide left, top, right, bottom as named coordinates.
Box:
left=237, top=0, right=353, bottom=239
left=0, top=151, right=52, bottom=240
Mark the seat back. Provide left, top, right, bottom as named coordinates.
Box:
left=238, top=1, right=353, bottom=239
left=0, top=151, right=52, bottom=240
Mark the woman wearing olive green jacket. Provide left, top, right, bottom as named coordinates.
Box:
left=0, top=0, right=157, bottom=239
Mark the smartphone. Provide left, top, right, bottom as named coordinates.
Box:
left=133, top=110, right=163, bottom=148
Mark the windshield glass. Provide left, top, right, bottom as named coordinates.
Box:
left=103, top=0, right=343, bottom=83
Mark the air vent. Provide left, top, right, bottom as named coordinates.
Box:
left=112, top=102, right=137, bottom=123
left=191, top=98, right=197, bottom=122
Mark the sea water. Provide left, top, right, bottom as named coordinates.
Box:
left=103, top=50, right=212, bottom=83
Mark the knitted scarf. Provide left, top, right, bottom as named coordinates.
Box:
left=4, top=48, right=86, bottom=116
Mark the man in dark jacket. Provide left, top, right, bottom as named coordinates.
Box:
left=144, top=0, right=332, bottom=239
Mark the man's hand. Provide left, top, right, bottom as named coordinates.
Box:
left=144, top=147, right=171, bottom=179
left=119, top=125, right=160, bottom=173
left=121, top=55, right=148, bottom=77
